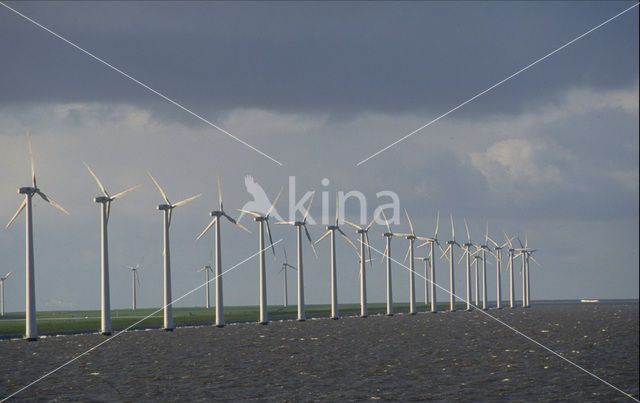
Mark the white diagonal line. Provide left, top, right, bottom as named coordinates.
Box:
left=362, top=239, right=639, bottom=401
left=1, top=239, right=282, bottom=402
left=355, top=3, right=639, bottom=166
left=0, top=2, right=284, bottom=167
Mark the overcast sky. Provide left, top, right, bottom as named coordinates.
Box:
left=0, top=1, right=637, bottom=313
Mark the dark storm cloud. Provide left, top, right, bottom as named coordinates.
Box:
left=1, top=2, right=637, bottom=118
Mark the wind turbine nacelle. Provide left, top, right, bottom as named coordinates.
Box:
left=94, top=196, right=109, bottom=203
left=157, top=204, right=172, bottom=211
left=18, top=187, right=35, bottom=194
left=210, top=211, right=223, bottom=217
left=383, top=232, right=393, bottom=237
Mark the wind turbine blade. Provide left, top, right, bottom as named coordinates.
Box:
left=438, top=243, right=446, bottom=256
left=450, top=215, right=455, bottom=242
left=416, top=240, right=429, bottom=249
left=381, top=209, right=391, bottom=233
left=283, top=245, right=288, bottom=263
left=265, top=220, right=276, bottom=257
left=196, top=217, right=217, bottom=241
left=111, top=184, right=142, bottom=200
left=530, top=255, right=541, bottom=267
left=434, top=211, right=440, bottom=238
left=4, top=272, right=12, bottom=279
left=136, top=256, right=144, bottom=270
left=27, top=130, right=36, bottom=188
left=457, top=250, right=467, bottom=265
left=237, top=209, right=261, bottom=218
left=266, top=187, right=283, bottom=217
left=517, top=237, right=524, bottom=249
left=136, top=271, right=141, bottom=287
left=343, top=220, right=362, bottom=230
left=275, top=221, right=295, bottom=225
left=6, top=199, right=27, bottom=229
left=440, top=245, right=450, bottom=260
left=365, top=232, right=372, bottom=265
left=303, top=224, right=318, bottom=258
left=147, top=171, right=170, bottom=205
left=366, top=209, right=380, bottom=231
left=381, top=243, right=388, bottom=263
left=338, top=227, right=359, bottom=253
left=216, top=170, right=223, bottom=210
left=82, top=160, right=108, bottom=197
left=334, top=191, right=339, bottom=224
left=524, top=234, right=528, bottom=248
left=485, top=221, right=489, bottom=244
left=36, top=191, right=70, bottom=215
left=464, top=218, right=471, bottom=243
left=404, top=208, right=415, bottom=235
left=403, top=244, right=411, bottom=264
left=315, top=230, right=331, bottom=245
left=234, top=220, right=252, bottom=234
left=503, top=231, right=513, bottom=249
left=173, top=194, right=201, bottom=208
left=303, top=190, right=315, bottom=222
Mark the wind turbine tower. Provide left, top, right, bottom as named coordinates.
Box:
left=279, top=246, right=297, bottom=307
left=7, top=132, right=69, bottom=340
left=439, top=215, right=460, bottom=312
left=487, top=232, right=509, bottom=309
left=197, top=251, right=213, bottom=309
left=126, top=258, right=143, bottom=310
left=416, top=212, right=441, bottom=313
left=344, top=210, right=378, bottom=318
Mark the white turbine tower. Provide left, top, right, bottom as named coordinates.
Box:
left=83, top=160, right=139, bottom=336
left=275, top=191, right=317, bottom=321
left=148, top=172, right=200, bottom=331
left=398, top=209, right=433, bottom=315
left=278, top=246, right=296, bottom=307
left=439, top=215, right=460, bottom=312
left=416, top=212, right=441, bottom=313
left=315, top=193, right=358, bottom=320
left=197, top=173, right=250, bottom=327
left=344, top=211, right=379, bottom=318
left=238, top=188, right=282, bottom=324
left=125, top=258, right=143, bottom=310
left=7, top=132, right=69, bottom=340
left=472, top=255, right=482, bottom=306
left=197, top=250, right=214, bottom=309
left=515, top=236, right=539, bottom=308
left=486, top=231, right=509, bottom=309
left=0, top=272, right=12, bottom=317
left=456, top=219, right=475, bottom=311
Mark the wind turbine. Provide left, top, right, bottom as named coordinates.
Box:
left=398, top=209, right=433, bottom=315
left=278, top=246, right=296, bottom=307
left=379, top=210, right=397, bottom=316
left=475, top=222, right=493, bottom=310
left=0, top=272, right=12, bottom=317
left=83, top=160, right=139, bottom=335
left=7, top=131, right=69, bottom=340
left=315, top=192, right=358, bottom=319
left=275, top=191, right=317, bottom=321
left=344, top=210, right=379, bottom=318
left=504, top=232, right=517, bottom=308
left=197, top=250, right=213, bottom=309
left=148, top=172, right=200, bottom=331
left=416, top=212, right=441, bottom=313
left=197, top=173, right=250, bottom=327
left=515, top=235, right=539, bottom=308
left=238, top=187, right=282, bottom=324
left=125, top=258, right=143, bottom=310
left=472, top=255, right=482, bottom=306
left=486, top=230, right=509, bottom=309
left=456, top=219, right=475, bottom=311
left=439, top=215, right=460, bottom=312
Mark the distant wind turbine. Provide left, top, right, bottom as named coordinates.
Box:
left=239, top=187, right=283, bottom=324
left=83, top=160, right=139, bottom=335
left=278, top=246, right=296, bottom=307
left=504, top=232, right=517, bottom=308
left=7, top=131, right=69, bottom=340
left=125, top=258, right=143, bottom=310
left=275, top=191, right=317, bottom=321
left=197, top=173, right=249, bottom=327
left=148, top=172, right=200, bottom=331
left=475, top=222, right=493, bottom=310
left=456, top=219, right=475, bottom=311
left=0, top=272, right=12, bottom=317
left=379, top=210, right=398, bottom=316
left=197, top=250, right=214, bottom=309
left=315, top=192, right=358, bottom=319
left=398, top=209, right=433, bottom=315
left=486, top=231, right=509, bottom=309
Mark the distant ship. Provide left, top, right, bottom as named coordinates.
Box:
left=580, top=299, right=600, bottom=303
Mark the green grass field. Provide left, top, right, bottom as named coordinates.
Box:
left=0, top=302, right=467, bottom=338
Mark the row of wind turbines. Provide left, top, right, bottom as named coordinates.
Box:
left=5, top=132, right=538, bottom=341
